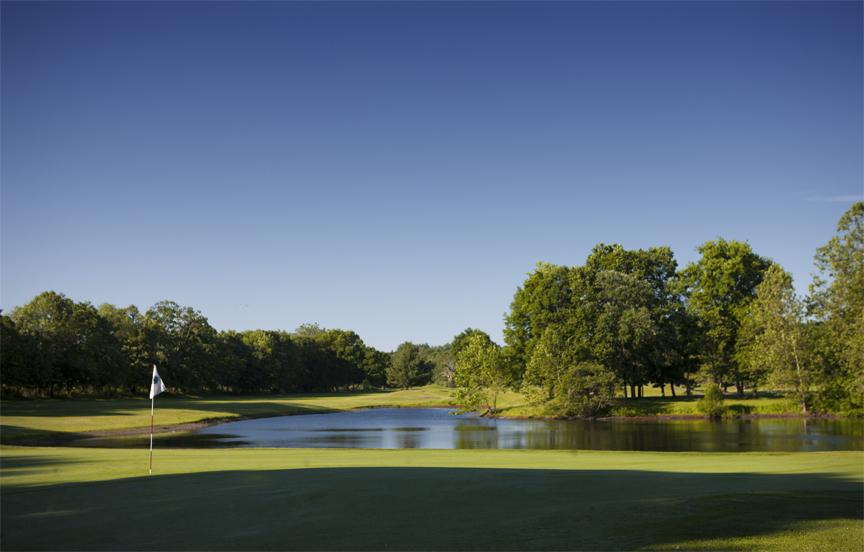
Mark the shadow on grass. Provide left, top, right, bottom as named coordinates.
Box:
left=0, top=455, right=86, bottom=477
left=2, top=391, right=387, bottom=417
left=726, top=404, right=756, bottom=415
left=2, top=467, right=862, bottom=550
left=0, top=395, right=359, bottom=418
left=0, top=402, right=333, bottom=446
left=0, top=425, right=92, bottom=446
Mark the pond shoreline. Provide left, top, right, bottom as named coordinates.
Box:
left=5, top=404, right=854, bottom=448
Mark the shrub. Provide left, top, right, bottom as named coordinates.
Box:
left=547, top=361, right=617, bottom=418
left=697, top=383, right=726, bottom=419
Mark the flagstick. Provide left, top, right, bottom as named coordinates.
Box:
left=149, top=396, right=154, bottom=475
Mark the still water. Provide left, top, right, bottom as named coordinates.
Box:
left=187, top=408, right=863, bottom=452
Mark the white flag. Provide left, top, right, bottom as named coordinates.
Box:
left=149, top=365, right=167, bottom=399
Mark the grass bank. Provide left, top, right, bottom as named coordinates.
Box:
left=2, top=446, right=862, bottom=550
left=0, top=385, right=826, bottom=444
left=0, top=386, right=457, bottom=443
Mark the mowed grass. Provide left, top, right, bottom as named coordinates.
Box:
left=1, top=446, right=862, bottom=551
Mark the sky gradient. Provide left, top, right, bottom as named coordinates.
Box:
left=2, top=1, right=862, bottom=350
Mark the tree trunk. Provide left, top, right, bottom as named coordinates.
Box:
left=790, top=333, right=808, bottom=414
left=736, top=380, right=744, bottom=396
left=630, top=384, right=637, bottom=399
left=622, top=384, right=628, bottom=399
left=660, top=384, right=665, bottom=398
left=638, top=385, right=644, bottom=398
left=670, top=384, right=676, bottom=398
left=491, top=387, right=499, bottom=416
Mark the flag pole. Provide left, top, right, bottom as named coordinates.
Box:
left=149, top=395, right=154, bottom=475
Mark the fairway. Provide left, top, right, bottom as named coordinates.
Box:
left=2, top=446, right=862, bottom=551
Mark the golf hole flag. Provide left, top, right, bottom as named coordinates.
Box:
left=148, top=365, right=166, bottom=474
left=150, top=365, right=166, bottom=399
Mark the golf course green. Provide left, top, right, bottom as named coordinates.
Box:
left=2, top=446, right=863, bottom=551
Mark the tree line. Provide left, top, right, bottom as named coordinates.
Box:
left=454, top=203, right=863, bottom=417
left=2, top=203, right=861, bottom=417
left=0, top=296, right=460, bottom=397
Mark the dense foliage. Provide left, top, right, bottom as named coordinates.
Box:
left=500, top=203, right=863, bottom=417
left=1, top=300, right=392, bottom=396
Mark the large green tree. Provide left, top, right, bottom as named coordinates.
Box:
left=583, top=269, right=657, bottom=397
left=676, top=239, right=771, bottom=393
left=503, top=262, right=572, bottom=375
left=505, top=245, right=685, bottom=398
left=739, top=265, right=811, bottom=412
left=809, top=202, right=864, bottom=412
left=581, top=244, right=685, bottom=395
left=11, top=292, right=124, bottom=395
left=454, top=334, right=508, bottom=415
left=387, top=342, right=428, bottom=389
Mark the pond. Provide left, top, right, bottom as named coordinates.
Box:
left=166, top=408, right=864, bottom=452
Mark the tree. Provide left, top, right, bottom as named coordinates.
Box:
left=237, top=330, right=288, bottom=393
left=523, top=326, right=616, bottom=417
left=506, top=245, right=685, bottom=398
left=427, top=328, right=495, bottom=388
left=387, top=342, right=427, bottom=389
left=523, top=325, right=576, bottom=403
left=451, top=328, right=493, bottom=358
left=583, top=244, right=685, bottom=395
left=740, top=265, right=811, bottom=412
left=454, top=334, right=507, bottom=415
left=11, top=291, right=78, bottom=394
left=0, top=313, right=34, bottom=395
left=676, top=239, right=771, bottom=393
left=550, top=361, right=617, bottom=418
left=361, top=348, right=390, bottom=388
left=98, top=303, right=148, bottom=391
left=809, top=202, right=864, bottom=413
left=587, top=270, right=657, bottom=397
left=503, top=262, right=571, bottom=376
left=143, top=301, right=218, bottom=392
left=11, top=292, right=124, bottom=395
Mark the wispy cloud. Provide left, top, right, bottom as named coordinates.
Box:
left=806, top=194, right=864, bottom=203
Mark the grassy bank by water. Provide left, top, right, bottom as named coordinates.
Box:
left=1, top=446, right=862, bottom=550
left=0, top=386, right=456, bottom=442
left=0, top=385, right=824, bottom=444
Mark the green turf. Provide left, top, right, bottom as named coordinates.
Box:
left=1, top=446, right=862, bottom=550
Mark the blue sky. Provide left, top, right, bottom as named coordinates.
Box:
left=2, top=1, right=862, bottom=351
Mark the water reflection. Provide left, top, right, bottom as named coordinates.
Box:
left=186, top=408, right=864, bottom=452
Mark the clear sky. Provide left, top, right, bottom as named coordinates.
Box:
left=2, top=1, right=862, bottom=351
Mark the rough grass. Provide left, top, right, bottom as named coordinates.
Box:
left=2, top=446, right=862, bottom=550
